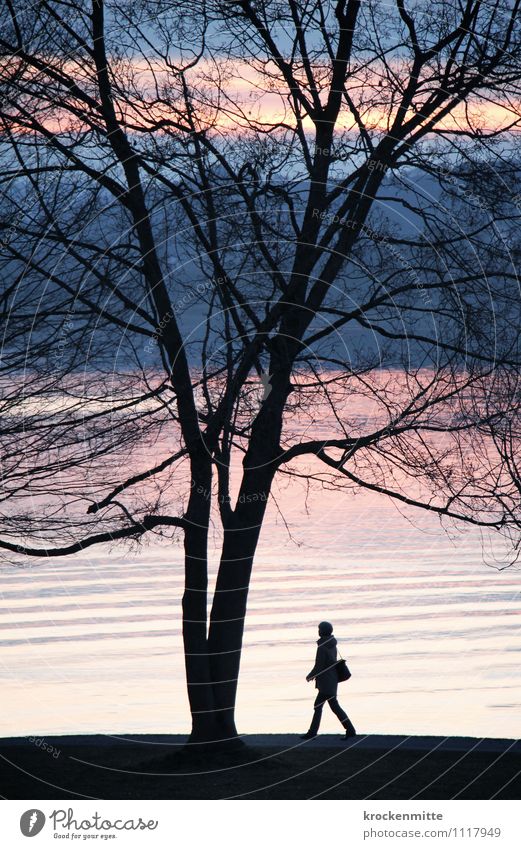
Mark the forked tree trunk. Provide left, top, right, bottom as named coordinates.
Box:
left=181, top=452, right=218, bottom=743
left=184, top=486, right=273, bottom=746
left=182, top=521, right=216, bottom=743
left=183, top=371, right=290, bottom=746
left=207, top=511, right=269, bottom=738
left=199, top=420, right=286, bottom=740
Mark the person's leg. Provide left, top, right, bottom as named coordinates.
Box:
left=308, top=692, right=327, bottom=735
left=327, top=696, right=356, bottom=735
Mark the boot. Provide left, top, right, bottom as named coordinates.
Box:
left=341, top=718, right=356, bottom=739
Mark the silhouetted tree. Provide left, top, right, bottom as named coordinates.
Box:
left=1, top=0, right=521, bottom=745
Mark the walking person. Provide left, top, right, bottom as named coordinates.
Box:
left=301, top=621, right=356, bottom=740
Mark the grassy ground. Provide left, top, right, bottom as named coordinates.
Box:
left=1, top=737, right=519, bottom=799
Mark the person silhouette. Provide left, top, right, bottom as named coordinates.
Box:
left=301, top=621, right=356, bottom=740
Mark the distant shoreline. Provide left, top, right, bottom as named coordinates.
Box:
left=1, top=734, right=519, bottom=799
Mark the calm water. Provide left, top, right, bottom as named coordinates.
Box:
left=1, top=473, right=520, bottom=740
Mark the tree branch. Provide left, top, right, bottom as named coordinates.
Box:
left=0, top=515, right=186, bottom=558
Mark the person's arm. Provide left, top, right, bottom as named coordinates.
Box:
left=306, top=646, right=323, bottom=681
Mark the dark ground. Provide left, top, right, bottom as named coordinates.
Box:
left=1, top=735, right=519, bottom=800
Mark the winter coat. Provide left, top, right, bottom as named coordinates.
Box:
left=308, top=635, right=338, bottom=694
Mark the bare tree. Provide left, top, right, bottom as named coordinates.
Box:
left=1, top=0, right=521, bottom=746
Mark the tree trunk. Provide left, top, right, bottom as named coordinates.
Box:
left=188, top=366, right=290, bottom=745
left=182, top=455, right=217, bottom=744
left=182, top=523, right=215, bottom=742
left=206, top=518, right=265, bottom=738
left=206, top=406, right=286, bottom=738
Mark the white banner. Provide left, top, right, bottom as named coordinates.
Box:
left=1, top=800, right=519, bottom=849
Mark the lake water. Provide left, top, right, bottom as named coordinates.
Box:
left=1, top=471, right=520, bottom=740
